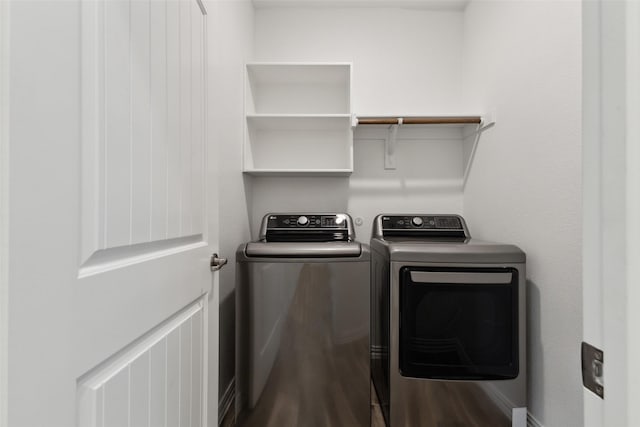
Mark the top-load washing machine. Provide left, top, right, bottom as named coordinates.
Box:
left=236, top=213, right=370, bottom=427
left=370, top=214, right=527, bottom=427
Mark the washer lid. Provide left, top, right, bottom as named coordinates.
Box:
left=245, top=241, right=363, bottom=258
left=386, top=238, right=525, bottom=264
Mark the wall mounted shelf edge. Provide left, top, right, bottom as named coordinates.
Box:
left=352, top=113, right=496, bottom=188
left=243, top=169, right=353, bottom=177
left=354, top=115, right=483, bottom=126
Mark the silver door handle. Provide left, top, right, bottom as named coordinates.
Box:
left=409, top=271, right=513, bottom=284
left=210, top=253, right=227, bottom=272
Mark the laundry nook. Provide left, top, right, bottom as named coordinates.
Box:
left=2, top=1, right=638, bottom=427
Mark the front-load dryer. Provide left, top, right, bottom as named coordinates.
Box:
left=370, top=214, right=526, bottom=427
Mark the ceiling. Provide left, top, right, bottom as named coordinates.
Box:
left=252, top=0, right=471, bottom=11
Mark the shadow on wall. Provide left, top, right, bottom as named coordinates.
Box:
left=352, top=130, right=466, bottom=184
left=527, top=279, right=544, bottom=424
left=218, top=175, right=254, bottom=418
left=347, top=135, right=466, bottom=233
left=249, top=177, right=351, bottom=239
left=243, top=174, right=255, bottom=237
left=219, top=288, right=236, bottom=417
left=349, top=177, right=463, bottom=195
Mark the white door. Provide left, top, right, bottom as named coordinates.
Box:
left=2, top=0, right=219, bottom=426
left=583, top=1, right=640, bottom=426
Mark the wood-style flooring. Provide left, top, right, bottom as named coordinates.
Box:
left=370, top=383, right=387, bottom=427
left=229, top=264, right=511, bottom=426
left=225, top=379, right=508, bottom=427
left=223, top=385, right=386, bottom=427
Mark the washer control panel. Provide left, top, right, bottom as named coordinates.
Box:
left=266, top=214, right=349, bottom=229
left=260, top=213, right=355, bottom=242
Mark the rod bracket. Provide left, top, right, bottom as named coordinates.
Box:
left=385, top=123, right=400, bottom=170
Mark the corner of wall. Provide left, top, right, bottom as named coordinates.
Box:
left=207, top=0, right=256, bottom=411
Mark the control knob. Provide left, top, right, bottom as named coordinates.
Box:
left=411, top=216, right=424, bottom=227
left=297, top=215, right=309, bottom=226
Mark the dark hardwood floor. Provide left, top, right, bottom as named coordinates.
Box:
left=223, top=381, right=507, bottom=427
left=222, top=386, right=386, bottom=427
left=370, top=383, right=386, bottom=427
left=227, top=265, right=509, bottom=426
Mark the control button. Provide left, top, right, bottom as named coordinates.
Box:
left=297, top=215, right=309, bottom=226
left=412, top=216, right=424, bottom=227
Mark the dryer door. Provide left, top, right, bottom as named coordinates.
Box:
left=399, top=267, right=519, bottom=380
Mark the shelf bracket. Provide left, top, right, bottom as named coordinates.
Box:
left=462, top=111, right=496, bottom=189
left=351, top=113, right=359, bottom=128
left=462, top=123, right=482, bottom=189
left=385, top=120, right=401, bottom=170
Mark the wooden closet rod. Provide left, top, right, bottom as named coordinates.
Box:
left=357, top=116, right=482, bottom=125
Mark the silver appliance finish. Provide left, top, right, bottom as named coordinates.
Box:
left=236, top=213, right=370, bottom=427
left=371, top=214, right=527, bottom=427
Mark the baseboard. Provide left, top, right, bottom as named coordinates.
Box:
left=218, top=377, right=235, bottom=426
left=527, top=412, right=544, bottom=427
left=479, top=383, right=543, bottom=427
left=480, top=383, right=512, bottom=419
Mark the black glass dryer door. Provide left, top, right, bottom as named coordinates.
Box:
left=399, top=267, right=519, bottom=380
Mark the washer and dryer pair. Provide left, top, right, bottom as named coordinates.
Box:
left=236, top=213, right=527, bottom=427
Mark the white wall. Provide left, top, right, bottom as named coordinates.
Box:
left=206, top=0, right=254, bottom=421
left=462, top=2, right=582, bottom=426
left=255, top=7, right=465, bottom=114
left=252, top=7, right=466, bottom=238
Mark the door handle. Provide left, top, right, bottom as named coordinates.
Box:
left=210, top=253, right=228, bottom=272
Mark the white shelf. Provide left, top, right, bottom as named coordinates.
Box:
left=244, top=121, right=353, bottom=172
left=243, top=169, right=353, bottom=177
left=246, top=114, right=352, bottom=130
left=243, top=63, right=353, bottom=175
left=246, top=62, right=351, bottom=114
left=246, top=63, right=351, bottom=115
left=246, top=62, right=351, bottom=85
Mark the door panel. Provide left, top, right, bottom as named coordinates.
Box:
left=77, top=0, right=209, bottom=372
left=191, top=1, right=205, bottom=236
left=81, top=0, right=206, bottom=263
left=130, top=0, right=152, bottom=247
left=149, top=0, right=169, bottom=242
left=77, top=299, right=206, bottom=427
left=103, top=0, right=132, bottom=250
left=6, top=0, right=215, bottom=425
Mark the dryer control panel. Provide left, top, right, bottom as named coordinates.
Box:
left=373, top=214, right=469, bottom=240
left=382, top=215, right=462, bottom=230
